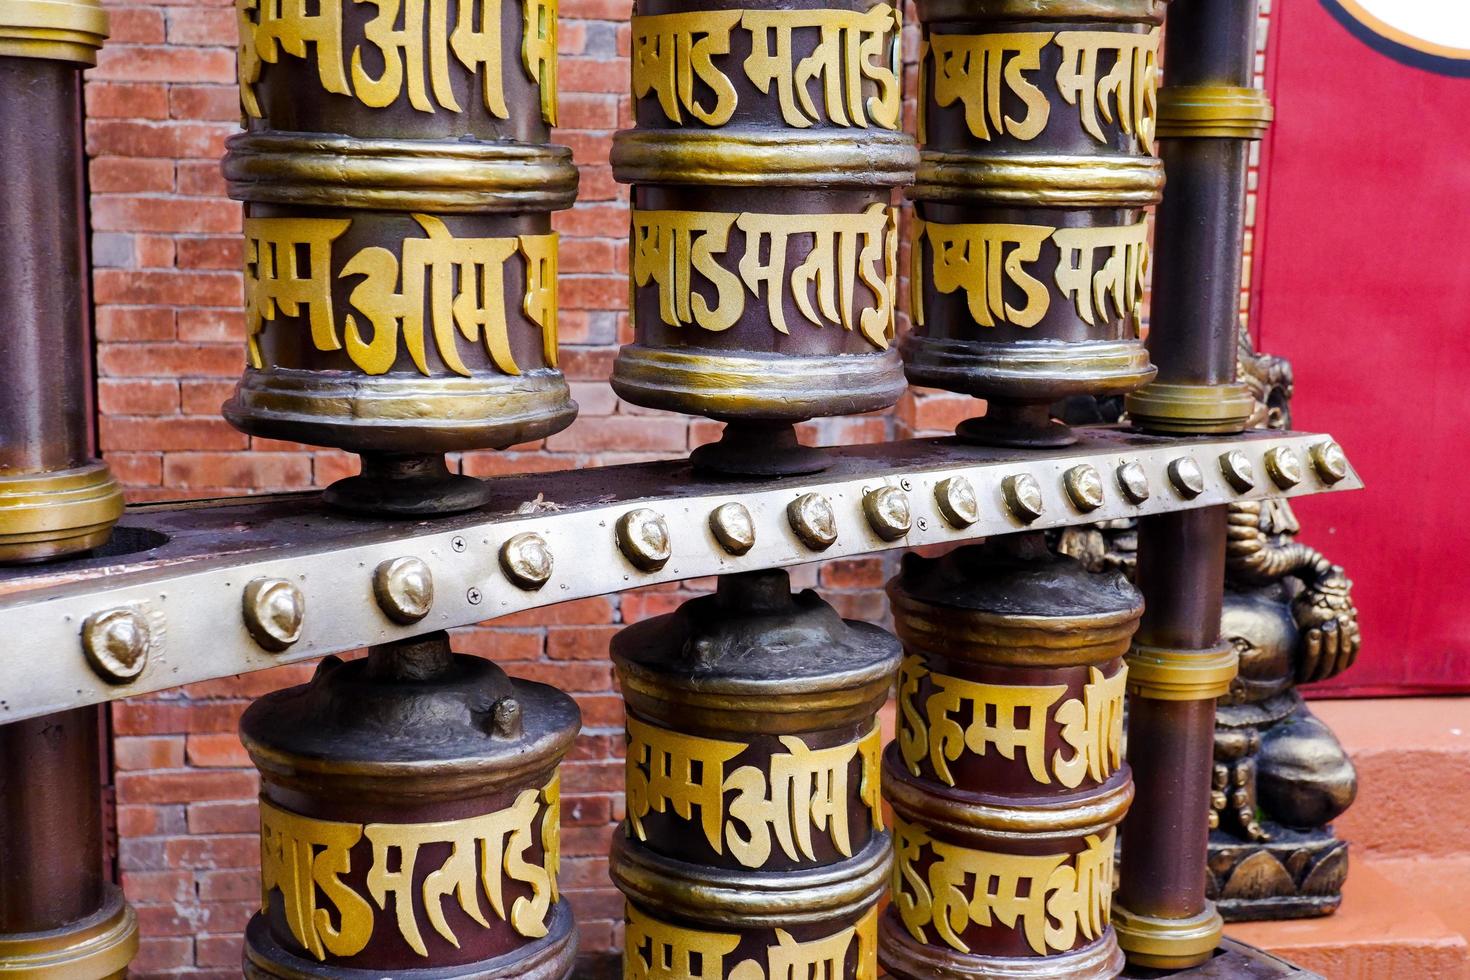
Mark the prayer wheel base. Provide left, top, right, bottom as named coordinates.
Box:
left=1118, top=937, right=1322, bottom=979
left=1125, top=382, right=1255, bottom=436
left=323, top=453, right=494, bottom=517
left=690, top=422, right=829, bottom=477
left=242, top=902, right=579, bottom=980
left=956, top=404, right=1077, bottom=449
left=0, top=885, right=138, bottom=979
left=1114, top=903, right=1225, bottom=972
left=0, top=461, right=124, bottom=565
left=878, top=910, right=1124, bottom=980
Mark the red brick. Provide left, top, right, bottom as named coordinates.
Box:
left=92, top=194, right=240, bottom=233
left=136, top=234, right=177, bottom=268
left=96, top=305, right=175, bottom=341
left=491, top=596, right=615, bottom=627
left=185, top=732, right=252, bottom=767
left=820, top=557, right=889, bottom=591
left=180, top=379, right=237, bottom=415
left=113, top=699, right=248, bottom=735
left=92, top=44, right=236, bottom=84
left=170, top=84, right=239, bottom=121
left=131, top=936, right=194, bottom=974
left=197, top=868, right=259, bottom=903
left=545, top=416, right=686, bottom=453
left=117, top=769, right=258, bottom=805
left=106, top=452, right=164, bottom=487
left=177, top=159, right=228, bottom=197
left=546, top=625, right=619, bottom=660
left=188, top=800, right=260, bottom=835
left=94, top=269, right=240, bottom=307
left=90, top=157, right=175, bottom=193
left=177, top=308, right=244, bottom=342
left=195, top=933, right=245, bottom=968
left=176, top=235, right=242, bottom=269
left=165, top=7, right=236, bottom=44
left=99, top=342, right=243, bottom=379
left=451, top=628, right=544, bottom=662
left=115, top=735, right=186, bottom=770
left=105, top=7, right=167, bottom=43
left=504, top=661, right=614, bottom=692
left=101, top=416, right=247, bottom=452
left=98, top=378, right=179, bottom=416
left=121, top=870, right=194, bottom=904
left=164, top=452, right=312, bottom=490
left=164, top=835, right=260, bottom=870
left=87, top=82, right=168, bottom=119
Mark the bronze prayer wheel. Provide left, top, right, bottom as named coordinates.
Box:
left=610, top=570, right=899, bottom=977
left=904, top=0, right=1161, bottom=447
left=239, top=632, right=580, bottom=978
left=222, top=0, right=578, bottom=514
left=0, top=0, right=123, bottom=563
left=609, top=0, right=917, bottom=475
left=881, top=536, right=1140, bottom=979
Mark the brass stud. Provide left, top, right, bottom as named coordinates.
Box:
left=373, top=556, right=434, bottom=622
left=1168, top=457, right=1206, bottom=498
left=863, top=486, right=912, bottom=541
left=1002, top=473, right=1045, bottom=523
left=1310, top=441, right=1349, bottom=485
left=934, top=476, right=978, bottom=528
left=500, top=533, right=553, bottom=590
left=787, top=493, right=838, bottom=550
left=81, top=606, right=152, bottom=684
left=1264, top=446, right=1304, bottom=489
left=616, top=508, right=672, bottom=571
left=1117, top=461, right=1151, bottom=504
left=1063, top=464, right=1105, bottom=512
left=1219, top=450, right=1256, bottom=493
left=708, top=502, right=755, bottom=556
left=242, top=577, right=305, bottom=652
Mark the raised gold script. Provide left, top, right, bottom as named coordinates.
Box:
left=625, top=903, right=878, bottom=980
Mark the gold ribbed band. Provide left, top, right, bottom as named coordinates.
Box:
left=884, top=763, right=1135, bottom=842
left=0, top=886, right=138, bottom=978
left=1125, top=381, right=1255, bottom=434
left=0, top=461, right=124, bottom=564
left=223, top=133, right=580, bottom=212
left=900, top=336, right=1157, bottom=406
left=879, top=914, right=1125, bottom=980
left=912, top=153, right=1163, bottom=207
left=1156, top=85, right=1274, bottom=140
left=1125, top=642, right=1239, bottom=701
left=1112, top=901, right=1224, bottom=971
left=0, top=0, right=108, bottom=64
left=611, top=129, right=918, bottom=187
left=917, top=0, right=1163, bottom=23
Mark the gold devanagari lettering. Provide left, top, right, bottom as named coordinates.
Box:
left=928, top=31, right=1052, bottom=142
left=237, top=0, right=351, bottom=118
left=625, top=716, right=746, bottom=851
left=627, top=905, right=880, bottom=980
left=519, top=232, right=560, bottom=368
left=631, top=11, right=743, bottom=126
left=625, top=905, right=741, bottom=980
left=741, top=5, right=901, bottom=130
left=1054, top=27, right=1160, bottom=147
left=1052, top=217, right=1150, bottom=327
left=353, top=0, right=460, bottom=112
left=244, top=217, right=353, bottom=370
left=522, top=0, right=558, bottom=124
left=1053, top=665, right=1128, bottom=789
left=631, top=209, right=745, bottom=333
left=897, top=654, right=930, bottom=777
left=916, top=218, right=1052, bottom=329
left=259, top=801, right=375, bottom=961
left=893, top=818, right=1117, bottom=956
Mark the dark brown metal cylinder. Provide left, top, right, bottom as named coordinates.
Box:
left=610, top=570, right=899, bottom=978
left=881, top=537, right=1141, bottom=979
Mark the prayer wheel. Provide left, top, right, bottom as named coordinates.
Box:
left=222, top=0, right=578, bottom=514
left=609, top=0, right=917, bottom=475
left=0, top=0, right=123, bottom=562
left=610, top=570, right=898, bottom=977
left=882, top=536, right=1140, bottom=978
left=904, top=0, right=1161, bottom=447
left=239, top=632, right=579, bottom=978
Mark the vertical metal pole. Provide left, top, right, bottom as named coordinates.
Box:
left=1116, top=0, right=1273, bottom=970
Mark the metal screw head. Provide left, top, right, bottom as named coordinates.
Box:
left=466, top=587, right=483, bottom=605
left=934, top=476, right=978, bottom=528
left=451, top=536, right=467, bottom=553
left=373, top=557, right=434, bottom=623
left=709, top=502, right=755, bottom=556
left=242, top=578, right=304, bottom=652
left=1219, top=450, right=1256, bottom=493
left=617, top=508, right=672, bottom=571
left=787, top=493, right=838, bottom=550
left=1168, top=457, right=1206, bottom=498
left=81, top=606, right=152, bottom=684
left=1002, top=473, right=1045, bottom=523
left=863, top=486, right=912, bottom=541
left=1063, top=464, right=1105, bottom=512
left=1310, top=441, right=1349, bottom=484
left=1265, top=446, right=1304, bottom=489
left=1116, top=461, right=1150, bottom=504
left=500, top=533, right=553, bottom=589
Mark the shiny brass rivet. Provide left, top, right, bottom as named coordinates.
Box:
left=617, top=508, right=672, bottom=571
left=709, top=502, right=755, bottom=556
left=787, top=493, right=838, bottom=550
left=81, top=607, right=152, bottom=684
left=934, top=476, right=978, bottom=528
left=1002, top=473, right=1045, bottom=523
left=1168, top=457, right=1206, bottom=498
left=499, top=533, right=553, bottom=590
left=1310, top=441, right=1349, bottom=484
left=1063, top=465, right=1105, bottom=512
left=373, top=556, right=434, bottom=622
left=1264, top=446, right=1304, bottom=489
left=863, top=486, right=912, bottom=541
left=1117, top=461, right=1151, bottom=504
left=1219, top=450, right=1256, bottom=493
left=242, top=578, right=304, bottom=652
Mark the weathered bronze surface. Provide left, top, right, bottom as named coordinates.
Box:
left=224, top=0, right=578, bottom=514
left=240, top=632, right=579, bottom=977
left=610, top=0, right=915, bottom=475
left=904, top=0, right=1161, bottom=448
left=610, top=570, right=898, bottom=977
left=882, top=536, right=1140, bottom=978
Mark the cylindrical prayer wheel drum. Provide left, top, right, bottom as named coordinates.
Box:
left=610, top=570, right=900, bottom=977
left=882, top=536, right=1141, bottom=979
left=239, top=633, right=580, bottom=978
left=610, top=0, right=917, bottom=475
left=223, top=0, right=578, bottom=514
left=904, top=0, right=1161, bottom=447
left=0, top=0, right=123, bottom=563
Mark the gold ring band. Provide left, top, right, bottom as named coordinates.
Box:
left=1125, top=642, right=1239, bottom=701
left=1157, top=85, right=1274, bottom=140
